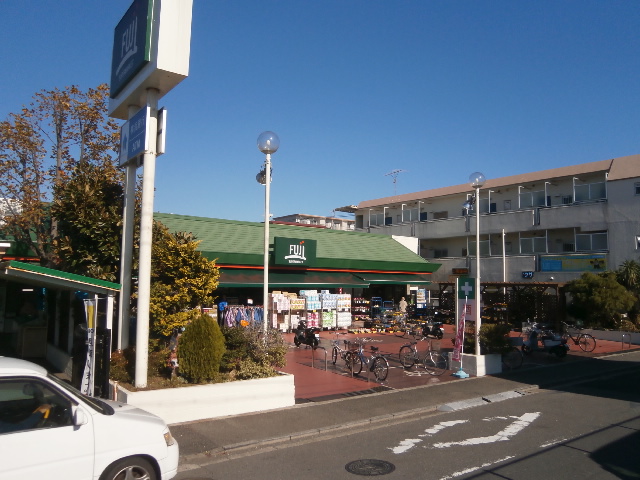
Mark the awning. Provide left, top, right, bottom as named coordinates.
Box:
left=218, top=270, right=369, bottom=288
left=354, top=273, right=432, bottom=285
left=0, top=260, right=120, bottom=294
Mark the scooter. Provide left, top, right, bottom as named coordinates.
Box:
left=422, top=321, right=444, bottom=339
left=293, top=320, right=320, bottom=349
left=522, top=323, right=569, bottom=358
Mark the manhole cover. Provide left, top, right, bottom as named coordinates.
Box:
left=345, top=459, right=396, bottom=476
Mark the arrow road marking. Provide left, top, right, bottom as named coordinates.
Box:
left=390, top=420, right=468, bottom=453
left=432, top=412, right=540, bottom=448
left=389, top=413, right=541, bottom=454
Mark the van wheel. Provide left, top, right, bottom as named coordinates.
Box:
left=100, top=457, right=157, bottom=480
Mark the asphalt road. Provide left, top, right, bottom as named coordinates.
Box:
left=175, top=367, right=640, bottom=480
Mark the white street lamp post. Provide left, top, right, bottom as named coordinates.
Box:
left=469, top=171, right=485, bottom=356
left=257, top=131, right=280, bottom=336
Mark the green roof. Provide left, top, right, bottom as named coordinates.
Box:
left=154, top=213, right=440, bottom=274
left=1, top=261, right=120, bottom=294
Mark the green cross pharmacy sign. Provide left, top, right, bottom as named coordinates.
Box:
left=457, top=277, right=475, bottom=300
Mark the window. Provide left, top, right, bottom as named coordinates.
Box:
left=433, top=248, right=448, bottom=258
left=433, top=211, right=448, bottom=220
left=468, top=240, right=490, bottom=256
left=561, top=195, right=573, bottom=205
left=563, top=243, right=575, bottom=252
left=576, top=232, right=608, bottom=251
left=575, top=182, right=606, bottom=202
left=369, top=213, right=384, bottom=226
left=519, top=190, right=546, bottom=208
left=0, top=378, right=73, bottom=434
left=402, top=207, right=419, bottom=222
left=520, top=236, right=547, bottom=254
left=635, top=182, right=640, bottom=195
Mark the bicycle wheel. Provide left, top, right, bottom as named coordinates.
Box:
left=345, top=351, right=363, bottom=375
left=502, top=346, right=523, bottom=370
left=331, top=346, right=339, bottom=364
left=399, top=345, right=416, bottom=369
left=372, top=356, right=389, bottom=381
left=578, top=334, right=596, bottom=352
left=423, top=351, right=447, bottom=376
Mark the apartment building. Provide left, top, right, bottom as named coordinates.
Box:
left=354, top=154, right=640, bottom=285
left=273, top=213, right=355, bottom=231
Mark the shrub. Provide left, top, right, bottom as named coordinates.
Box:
left=454, top=323, right=512, bottom=355
left=221, top=325, right=287, bottom=379
left=178, top=313, right=226, bottom=383
left=479, top=323, right=513, bottom=355
left=109, top=349, right=132, bottom=383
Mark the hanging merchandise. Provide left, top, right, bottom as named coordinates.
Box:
left=223, top=305, right=264, bottom=328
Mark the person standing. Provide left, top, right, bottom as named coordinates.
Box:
left=398, top=297, right=408, bottom=313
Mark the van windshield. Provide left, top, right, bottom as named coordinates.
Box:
left=46, top=374, right=114, bottom=415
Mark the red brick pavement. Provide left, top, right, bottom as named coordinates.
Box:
left=280, top=326, right=639, bottom=402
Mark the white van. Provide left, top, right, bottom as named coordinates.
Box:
left=0, top=356, right=179, bottom=480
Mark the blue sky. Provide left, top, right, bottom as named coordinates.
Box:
left=1, top=1, right=639, bottom=222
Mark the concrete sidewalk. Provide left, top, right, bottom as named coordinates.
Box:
left=172, top=348, right=640, bottom=464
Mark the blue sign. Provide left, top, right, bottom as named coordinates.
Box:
left=110, top=0, right=154, bottom=98
left=119, top=106, right=148, bottom=167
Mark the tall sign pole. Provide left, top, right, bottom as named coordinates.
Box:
left=134, top=88, right=158, bottom=387
left=109, top=0, right=193, bottom=388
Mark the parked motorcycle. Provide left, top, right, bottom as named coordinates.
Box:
left=522, top=323, right=569, bottom=358
left=422, top=321, right=444, bottom=339
left=293, top=320, right=320, bottom=349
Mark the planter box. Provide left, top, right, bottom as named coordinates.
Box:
left=111, top=372, right=295, bottom=425
left=448, top=353, right=502, bottom=377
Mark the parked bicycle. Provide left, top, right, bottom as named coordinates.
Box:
left=331, top=338, right=355, bottom=365
left=391, top=313, right=411, bottom=337
left=393, top=319, right=419, bottom=338
left=501, top=346, right=524, bottom=370
left=345, top=338, right=389, bottom=382
left=399, top=338, right=448, bottom=375
left=562, top=322, right=596, bottom=352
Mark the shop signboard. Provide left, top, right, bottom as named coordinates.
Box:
left=539, top=254, right=606, bottom=272
left=274, top=237, right=317, bottom=267
left=110, top=0, right=153, bottom=99
left=119, top=106, right=149, bottom=167
left=108, top=0, right=193, bottom=119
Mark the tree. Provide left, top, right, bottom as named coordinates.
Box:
left=146, top=221, right=220, bottom=337
left=565, top=272, right=636, bottom=329
left=50, top=161, right=129, bottom=282
left=616, top=259, right=640, bottom=292
left=0, top=84, right=119, bottom=267
left=615, top=259, right=640, bottom=324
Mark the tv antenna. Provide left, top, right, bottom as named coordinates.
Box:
left=384, top=169, right=407, bottom=195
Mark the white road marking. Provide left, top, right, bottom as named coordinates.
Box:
left=540, top=438, right=567, bottom=448
left=423, top=420, right=469, bottom=436
left=432, top=412, right=541, bottom=448
left=389, top=420, right=468, bottom=454
left=390, top=413, right=540, bottom=454
left=439, top=455, right=515, bottom=480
